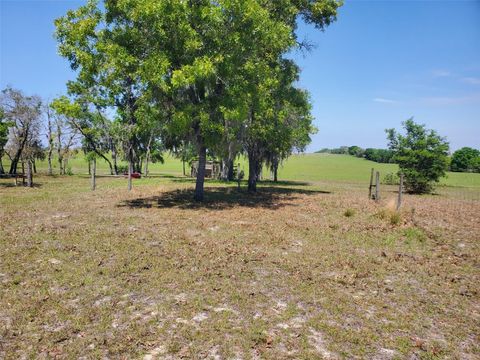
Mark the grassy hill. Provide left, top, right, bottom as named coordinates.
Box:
left=276, top=154, right=480, bottom=188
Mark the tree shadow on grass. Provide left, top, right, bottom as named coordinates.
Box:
left=118, top=186, right=331, bottom=210
left=258, top=180, right=312, bottom=187
left=170, top=177, right=312, bottom=187
left=0, top=182, right=43, bottom=188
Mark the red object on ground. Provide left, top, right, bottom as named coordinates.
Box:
left=123, top=172, right=141, bottom=179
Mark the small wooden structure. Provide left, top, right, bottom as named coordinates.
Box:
left=190, top=160, right=221, bottom=179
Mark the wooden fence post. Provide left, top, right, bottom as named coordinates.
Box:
left=368, top=168, right=374, bottom=199
left=397, top=173, right=404, bottom=210
left=375, top=171, right=380, bottom=201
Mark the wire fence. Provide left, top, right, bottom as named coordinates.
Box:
left=368, top=169, right=480, bottom=211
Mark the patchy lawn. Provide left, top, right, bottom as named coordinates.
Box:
left=0, top=175, right=479, bottom=359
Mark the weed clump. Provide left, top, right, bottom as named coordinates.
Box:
left=389, top=212, right=401, bottom=226
left=344, top=208, right=355, bottom=217
left=376, top=208, right=402, bottom=226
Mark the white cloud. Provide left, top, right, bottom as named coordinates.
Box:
left=462, top=77, right=480, bottom=85
left=373, top=97, right=397, bottom=104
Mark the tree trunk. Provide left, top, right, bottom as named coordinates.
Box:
left=273, top=158, right=278, bottom=182
left=91, top=158, right=96, bottom=191
left=144, top=155, right=150, bottom=178
left=143, top=155, right=148, bottom=178
left=58, top=156, right=63, bottom=175
left=57, top=138, right=63, bottom=175
left=9, top=158, right=18, bottom=175
left=57, top=124, right=63, bottom=175
left=111, top=144, right=118, bottom=175
left=194, top=144, right=207, bottom=201
left=47, top=118, right=53, bottom=175
left=88, top=160, right=91, bottom=175
left=144, top=134, right=152, bottom=178
left=182, top=159, right=186, bottom=176
left=9, top=148, right=23, bottom=174
left=221, top=156, right=235, bottom=181
left=221, top=158, right=229, bottom=181
left=33, top=159, right=37, bottom=174
left=26, top=159, right=33, bottom=187
left=227, top=159, right=234, bottom=181
left=9, top=136, right=27, bottom=175
left=227, top=140, right=236, bottom=181
left=47, top=148, right=53, bottom=175
left=248, top=151, right=258, bottom=192
left=100, top=152, right=114, bottom=175
left=21, top=161, right=25, bottom=185
left=128, top=150, right=133, bottom=191
left=86, top=146, right=114, bottom=175
left=0, top=155, right=4, bottom=174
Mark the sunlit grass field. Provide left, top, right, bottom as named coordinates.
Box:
left=5, top=152, right=480, bottom=188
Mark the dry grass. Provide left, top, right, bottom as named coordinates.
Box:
left=0, top=175, right=479, bottom=359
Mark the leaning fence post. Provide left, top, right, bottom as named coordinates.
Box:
left=368, top=168, right=374, bottom=199
left=397, top=173, right=404, bottom=210
left=375, top=171, right=380, bottom=201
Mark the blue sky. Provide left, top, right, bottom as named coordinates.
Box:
left=1, top=0, right=479, bottom=152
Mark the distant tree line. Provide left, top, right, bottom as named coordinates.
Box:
left=315, top=146, right=395, bottom=163
left=450, top=147, right=480, bottom=173
left=316, top=144, right=480, bottom=173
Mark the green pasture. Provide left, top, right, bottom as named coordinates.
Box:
left=2, top=153, right=480, bottom=188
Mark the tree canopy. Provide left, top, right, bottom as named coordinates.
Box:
left=54, top=0, right=341, bottom=199
left=450, top=147, right=480, bottom=173
left=387, top=118, right=449, bottom=194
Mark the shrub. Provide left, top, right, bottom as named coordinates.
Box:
left=386, top=118, right=449, bottom=194
left=382, top=172, right=399, bottom=185
left=348, top=145, right=365, bottom=158
left=117, top=165, right=128, bottom=174
left=65, top=165, right=74, bottom=176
